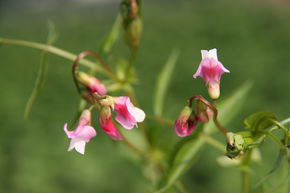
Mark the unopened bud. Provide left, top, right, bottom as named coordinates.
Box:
left=99, top=107, right=112, bottom=125
left=226, top=132, right=245, bottom=159
left=174, top=106, right=197, bottom=137
left=79, top=109, right=92, bottom=126
left=195, top=102, right=212, bottom=123
left=121, top=0, right=142, bottom=50
left=77, top=72, right=107, bottom=96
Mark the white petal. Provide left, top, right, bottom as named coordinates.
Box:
left=132, top=107, right=145, bottom=122
left=67, top=138, right=86, bottom=154
left=74, top=140, right=86, bottom=154
left=208, top=48, right=218, bottom=60
left=201, top=50, right=209, bottom=59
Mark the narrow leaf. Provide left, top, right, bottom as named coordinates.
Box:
left=156, top=82, right=252, bottom=193
left=153, top=50, right=179, bottom=116
left=100, top=14, right=122, bottom=54
left=24, top=21, right=57, bottom=119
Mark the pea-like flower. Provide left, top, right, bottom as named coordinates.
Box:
left=174, top=106, right=197, bottom=137
left=114, top=96, right=145, bottom=130
left=64, top=109, right=97, bottom=154
left=193, top=48, right=230, bottom=99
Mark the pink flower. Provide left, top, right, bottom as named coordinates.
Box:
left=114, top=96, right=145, bottom=130
left=99, top=107, right=123, bottom=140
left=64, top=110, right=97, bottom=154
left=193, top=48, right=230, bottom=99
left=78, top=72, right=107, bottom=96
left=174, top=106, right=197, bottom=137
left=99, top=117, right=123, bottom=140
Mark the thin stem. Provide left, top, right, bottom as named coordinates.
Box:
left=0, top=38, right=97, bottom=69
left=269, top=119, right=289, bottom=146
left=0, top=38, right=120, bottom=81
left=241, top=170, right=249, bottom=193
left=147, top=115, right=173, bottom=126
left=267, top=132, right=285, bottom=149
left=175, top=181, right=190, bottom=193
left=201, top=134, right=226, bottom=153
left=125, top=48, right=137, bottom=82
left=116, top=126, right=147, bottom=157
left=269, top=117, right=290, bottom=132
left=240, top=150, right=252, bottom=193
left=188, top=95, right=228, bottom=136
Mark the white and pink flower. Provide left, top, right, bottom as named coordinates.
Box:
left=193, top=48, right=230, bottom=99
left=64, top=110, right=97, bottom=154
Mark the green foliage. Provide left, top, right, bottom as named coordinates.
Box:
left=156, top=82, right=252, bottom=193
left=258, top=150, right=289, bottom=193
left=100, top=15, right=122, bottom=55
left=24, top=21, right=57, bottom=119
left=153, top=50, right=179, bottom=116
left=244, top=111, right=277, bottom=132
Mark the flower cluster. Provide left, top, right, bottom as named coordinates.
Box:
left=174, top=48, right=229, bottom=137
left=64, top=71, right=145, bottom=154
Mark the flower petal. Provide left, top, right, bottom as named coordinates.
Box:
left=64, top=123, right=75, bottom=138
left=208, top=48, right=218, bottom=60
left=76, top=126, right=97, bottom=142
left=67, top=138, right=86, bottom=154
left=115, top=113, right=135, bottom=130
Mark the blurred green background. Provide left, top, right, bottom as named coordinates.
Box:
left=1, top=0, right=290, bottom=192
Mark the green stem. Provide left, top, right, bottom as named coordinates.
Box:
left=241, top=170, right=249, bottom=193
left=201, top=134, right=226, bottom=153
left=188, top=95, right=228, bottom=136
left=267, top=132, right=285, bottom=149
left=125, top=48, right=137, bottom=81
left=269, top=119, right=289, bottom=146
left=241, top=150, right=252, bottom=193
left=175, top=181, right=190, bottom=193
left=0, top=38, right=115, bottom=78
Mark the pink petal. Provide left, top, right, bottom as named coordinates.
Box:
left=99, top=117, right=123, bottom=140
left=115, top=113, right=135, bottom=130
left=114, top=96, right=136, bottom=130
left=64, top=123, right=75, bottom=138
left=75, top=126, right=97, bottom=142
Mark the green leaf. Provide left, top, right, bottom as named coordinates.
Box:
left=24, top=21, right=58, bottom=119
left=100, top=14, right=122, bottom=54
left=244, top=111, right=277, bottom=132
left=155, top=82, right=252, bottom=193
left=153, top=50, right=179, bottom=116
left=256, top=150, right=289, bottom=193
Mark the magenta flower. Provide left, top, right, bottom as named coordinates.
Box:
left=174, top=106, right=197, bottom=137
left=64, top=110, right=97, bottom=154
left=99, top=117, right=123, bottom=140
left=114, top=96, right=145, bottom=130
left=99, top=107, right=123, bottom=140
left=193, top=48, right=230, bottom=99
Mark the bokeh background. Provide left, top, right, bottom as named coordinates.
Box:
left=1, top=0, right=290, bottom=192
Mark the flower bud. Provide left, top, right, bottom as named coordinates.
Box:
left=99, top=107, right=123, bottom=140
left=226, top=132, right=246, bottom=159
left=99, top=96, right=115, bottom=109
left=78, top=109, right=91, bottom=126
left=174, top=106, right=197, bottom=137
left=121, top=0, right=142, bottom=50
left=77, top=72, right=107, bottom=96
left=195, top=102, right=212, bottom=123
